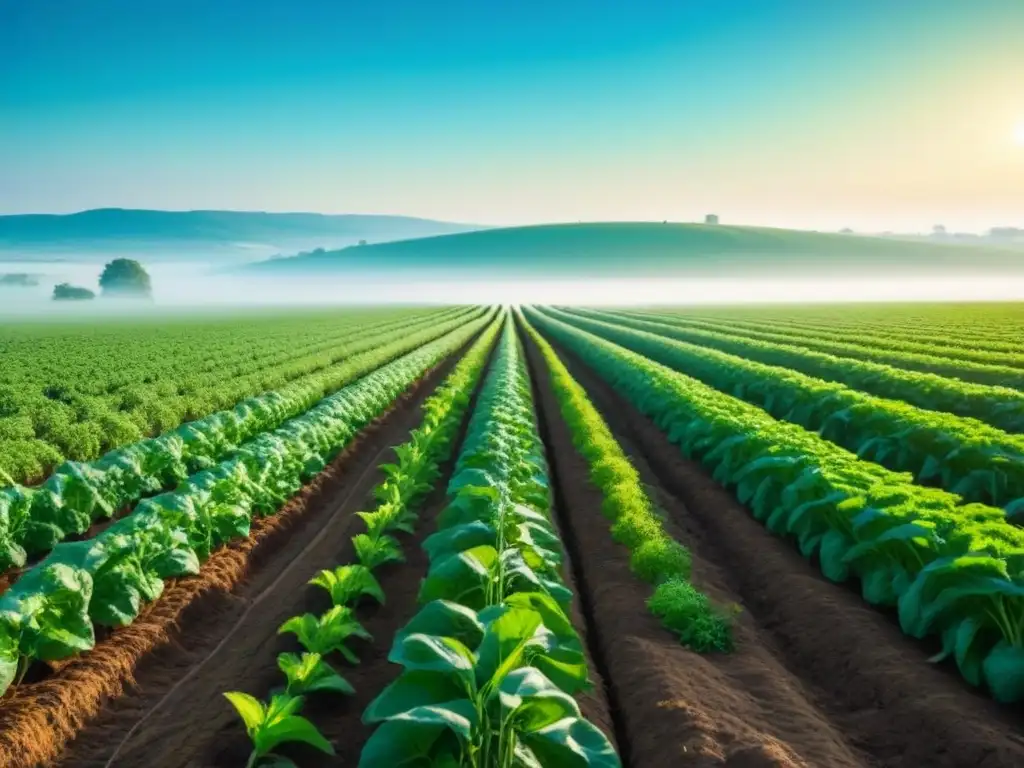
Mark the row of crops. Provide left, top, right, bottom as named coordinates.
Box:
left=527, top=305, right=1024, bottom=702
left=5, top=300, right=1024, bottom=768
left=0, top=309, right=493, bottom=696
left=224, top=316, right=622, bottom=766
left=0, top=305, right=475, bottom=484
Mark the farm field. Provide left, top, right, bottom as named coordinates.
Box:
left=1, top=303, right=1023, bottom=768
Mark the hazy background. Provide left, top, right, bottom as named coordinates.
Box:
left=2, top=0, right=1022, bottom=233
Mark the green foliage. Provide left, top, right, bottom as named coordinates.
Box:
left=521, top=312, right=725, bottom=650
left=276, top=652, right=354, bottom=696
left=554, top=307, right=1024, bottom=510
left=224, top=691, right=335, bottom=768
left=0, top=306, right=478, bottom=487
left=359, top=321, right=619, bottom=767
left=528, top=306, right=1024, bottom=702
left=98, top=258, right=152, bottom=298
left=309, top=564, right=385, bottom=608
left=223, top=314, right=507, bottom=760
left=51, top=283, right=95, bottom=301
left=0, top=310, right=494, bottom=698
left=647, top=578, right=734, bottom=653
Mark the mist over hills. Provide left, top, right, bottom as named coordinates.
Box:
left=241, top=222, right=1024, bottom=278
left=0, top=209, right=483, bottom=262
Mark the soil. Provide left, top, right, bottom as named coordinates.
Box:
left=2, top=345, right=465, bottom=768
left=520, top=326, right=1024, bottom=768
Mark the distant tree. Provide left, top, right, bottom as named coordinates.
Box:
left=705, top=214, right=719, bottom=225
left=932, top=225, right=947, bottom=237
left=52, top=283, right=95, bottom=301
left=358, top=239, right=367, bottom=246
left=839, top=228, right=854, bottom=234
left=0, top=273, right=40, bottom=287
left=99, top=258, right=152, bottom=298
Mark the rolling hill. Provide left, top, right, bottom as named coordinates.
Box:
left=0, top=209, right=483, bottom=261
left=240, top=222, right=1024, bottom=278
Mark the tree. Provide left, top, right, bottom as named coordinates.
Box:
left=52, top=283, right=95, bottom=301
left=99, top=258, right=152, bottom=298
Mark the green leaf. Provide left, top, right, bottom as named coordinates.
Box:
left=224, top=691, right=267, bottom=734
left=389, top=633, right=477, bottom=693
left=519, top=716, right=621, bottom=768
left=310, top=564, right=385, bottom=608
left=419, top=545, right=498, bottom=609
left=396, top=600, right=486, bottom=650
left=358, top=701, right=477, bottom=767
left=277, top=652, right=355, bottom=696
left=364, top=670, right=471, bottom=722
left=422, top=521, right=497, bottom=563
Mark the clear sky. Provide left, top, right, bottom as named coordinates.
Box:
left=1, top=0, right=1022, bottom=232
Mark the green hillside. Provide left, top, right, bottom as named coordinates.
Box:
left=242, top=222, right=1024, bottom=277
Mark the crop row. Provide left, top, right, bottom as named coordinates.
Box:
left=543, top=308, right=1024, bottom=511
left=671, top=305, right=1024, bottom=347
left=610, top=309, right=1024, bottom=389
left=565, top=309, right=1024, bottom=435
left=225, top=313, right=504, bottom=767
left=648, top=312, right=1024, bottom=369
left=680, top=313, right=1024, bottom=358
left=518, top=311, right=733, bottom=651
left=0, top=312, right=492, bottom=698
left=527, top=307, right=1024, bottom=703
left=358, top=320, right=620, bottom=766
left=0, top=308, right=487, bottom=573
left=0, top=306, right=468, bottom=484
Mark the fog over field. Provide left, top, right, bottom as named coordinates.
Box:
left=6, top=256, right=1024, bottom=318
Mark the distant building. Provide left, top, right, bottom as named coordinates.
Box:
left=705, top=214, right=719, bottom=225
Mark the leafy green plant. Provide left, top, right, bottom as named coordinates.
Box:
left=279, top=606, right=371, bottom=664
left=309, top=564, right=385, bottom=608
left=224, top=691, right=335, bottom=768
left=647, top=578, right=734, bottom=652
left=277, top=652, right=354, bottom=696
left=353, top=532, right=405, bottom=570
left=362, top=599, right=614, bottom=767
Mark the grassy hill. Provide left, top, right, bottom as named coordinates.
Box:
left=241, top=222, right=1024, bottom=278
left=0, top=209, right=482, bottom=261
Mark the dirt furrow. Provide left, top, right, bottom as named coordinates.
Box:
left=538, top=333, right=1024, bottom=768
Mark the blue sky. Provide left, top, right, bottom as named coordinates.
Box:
left=1, top=0, right=1022, bottom=230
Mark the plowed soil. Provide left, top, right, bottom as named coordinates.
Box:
left=521, top=327, right=1024, bottom=768
left=21, top=349, right=462, bottom=768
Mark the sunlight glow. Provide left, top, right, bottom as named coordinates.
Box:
left=1015, top=122, right=1024, bottom=146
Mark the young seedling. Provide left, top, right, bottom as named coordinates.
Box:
left=223, top=691, right=335, bottom=768
left=277, top=652, right=355, bottom=696
left=352, top=533, right=404, bottom=570
left=278, top=605, right=371, bottom=664
left=309, top=564, right=385, bottom=608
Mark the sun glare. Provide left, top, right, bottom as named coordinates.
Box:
left=1015, top=122, right=1024, bottom=146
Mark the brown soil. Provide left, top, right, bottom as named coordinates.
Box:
left=2, top=348, right=464, bottom=768
left=521, top=327, right=1024, bottom=768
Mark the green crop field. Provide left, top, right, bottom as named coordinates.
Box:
left=2, top=302, right=1024, bottom=768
